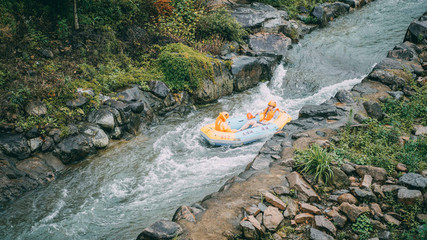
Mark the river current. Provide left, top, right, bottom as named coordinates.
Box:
left=1, top=0, right=426, bottom=239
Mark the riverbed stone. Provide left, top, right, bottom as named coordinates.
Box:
left=286, top=172, right=321, bottom=202
left=172, top=206, right=196, bottom=222
left=240, top=220, right=258, bottom=240
left=82, top=124, right=109, bottom=148
left=283, top=197, right=298, bottom=218
left=230, top=2, right=289, bottom=30
left=88, top=108, right=116, bottom=131
left=381, top=185, right=407, bottom=193
left=399, top=172, right=427, bottom=189
left=248, top=215, right=263, bottom=232
left=397, top=189, right=423, bottom=205
left=28, top=137, right=43, bottom=152
left=335, top=90, right=354, bottom=104
left=368, top=69, right=406, bottom=90
left=137, top=220, right=183, bottom=240
left=16, top=157, right=55, bottom=184
left=404, top=16, right=427, bottom=44
left=263, top=206, right=284, bottom=231
left=54, top=134, right=93, bottom=164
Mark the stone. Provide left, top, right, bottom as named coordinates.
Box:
left=332, top=167, right=350, bottom=189
left=361, top=174, right=373, bottom=189
left=248, top=32, right=292, bottom=57
left=263, top=206, right=284, bottom=231
left=193, top=61, right=233, bottom=103
left=381, top=185, right=407, bottom=193
left=117, top=86, right=143, bottom=102
left=309, top=227, right=334, bottom=240
left=54, top=134, right=93, bottom=164
left=240, top=220, right=258, bottom=240
left=286, top=172, right=321, bottom=202
left=335, top=90, right=354, bottom=104
left=40, top=49, right=53, bottom=58
left=292, top=132, right=309, bottom=139
left=230, top=2, right=289, bottom=30
left=25, top=100, right=47, bottom=116
left=294, top=213, right=314, bottom=224
left=414, top=125, right=427, bottom=136
left=355, top=165, right=387, bottom=181
left=397, top=189, right=423, bottom=205
left=28, top=137, right=43, bottom=152
left=399, top=172, right=427, bottom=189
left=172, top=206, right=196, bottom=222
left=66, top=95, right=88, bottom=108
left=273, top=186, right=290, bottom=196
left=0, top=134, right=31, bottom=160
left=384, top=214, right=401, bottom=226
left=263, top=191, right=287, bottom=210
left=245, top=206, right=261, bottom=216
left=396, top=163, right=408, bottom=172
left=314, top=215, right=336, bottom=236
left=387, top=91, right=404, bottom=100
left=378, top=231, right=391, bottom=240
left=404, top=18, right=427, bottom=44
left=371, top=219, right=387, bottom=231
left=247, top=215, right=263, bottom=232
left=148, top=81, right=170, bottom=99
left=301, top=202, right=321, bottom=215
left=82, top=124, right=109, bottom=148
left=337, top=193, right=358, bottom=205
left=298, top=105, right=338, bottom=119
left=370, top=203, right=383, bottom=218
left=339, top=202, right=367, bottom=222
left=16, top=157, right=55, bottom=184
left=88, top=108, right=116, bottom=131
left=350, top=187, right=377, bottom=202
left=326, top=210, right=347, bottom=228
left=341, top=163, right=356, bottom=174
left=137, top=220, right=182, bottom=240
left=363, top=101, right=383, bottom=120
left=283, top=198, right=298, bottom=218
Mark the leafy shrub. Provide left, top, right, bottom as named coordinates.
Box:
left=195, top=8, right=247, bottom=44
left=352, top=214, right=373, bottom=240
left=397, top=137, right=427, bottom=172
left=157, top=43, right=218, bottom=91
left=295, top=144, right=335, bottom=185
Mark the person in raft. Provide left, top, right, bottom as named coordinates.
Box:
left=239, top=100, right=280, bottom=131
left=215, top=111, right=238, bottom=133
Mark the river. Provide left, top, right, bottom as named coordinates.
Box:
left=1, top=0, right=426, bottom=239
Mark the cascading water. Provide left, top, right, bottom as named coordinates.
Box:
left=1, top=0, right=426, bottom=239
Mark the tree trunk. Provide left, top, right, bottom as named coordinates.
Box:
left=73, top=0, right=79, bottom=30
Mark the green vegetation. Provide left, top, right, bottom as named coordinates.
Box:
left=335, top=84, right=427, bottom=173
left=0, top=0, right=248, bottom=131
left=352, top=214, right=373, bottom=240
left=295, top=144, right=336, bottom=185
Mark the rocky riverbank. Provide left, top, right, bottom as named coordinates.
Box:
left=136, top=9, right=427, bottom=240
left=0, top=1, right=371, bottom=205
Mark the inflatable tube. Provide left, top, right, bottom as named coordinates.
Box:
left=200, top=111, right=292, bottom=147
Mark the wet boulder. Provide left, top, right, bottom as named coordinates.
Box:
left=15, top=157, right=55, bottom=184
left=298, top=105, right=338, bottom=119
left=137, top=220, right=183, bottom=240
left=88, top=107, right=116, bottom=131
left=335, top=90, right=354, bottom=104
left=232, top=56, right=280, bottom=92
left=230, top=2, right=288, bottom=32
left=404, top=14, right=427, bottom=44
left=322, top=2, right=350, bottom=20
left=248, top=32, right=292, bottom=57
left=311, top=6, right=327, bottom=26
left=192, top=61, right=233, bottom=103
left=0, top=134, right=31, bottom=160
left=368, top=69, right=406, bottom=89
left=338, top=0, right=357, bottom=8
left=82, top=124, right=109, bottom=148
left=54, top=134, right=93, bottom=164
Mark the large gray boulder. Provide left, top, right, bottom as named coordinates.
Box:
left=248, top=32, right=292, bottom=57
left=404, top=13, right=427, bottom=44
left=298, top=105, right=338, bottom=119
left=323, top=2, right=350, bottom=20
left=192, top=61, right=233, bottom=103
left=230, top=3, right=288, bottom=32
left=137, top=220, right=183, bottom=240
left=117, top=86, right=144, bottom=102
left=0, top=134, right=31, bottom=160
left=82, top=124, right=109, bottom=148
left=15, top=157, right=55, bottom=184
left=148, top=81, right=170, bottom=99
left=54, top=134, right=93, bottom=164
left=368, top=70, right=406, bottom=90
left=232, top=56, right=280, bottom=92
left=399, top=172, right=427, bottom=190
left=88, top=108, right=116, bottom=131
